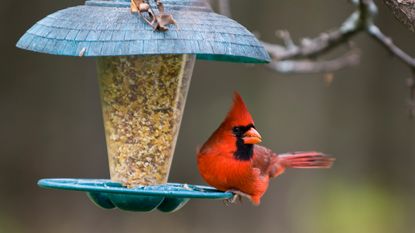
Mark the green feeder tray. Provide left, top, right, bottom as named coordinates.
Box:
left=39, top=179, right=233, bottom=212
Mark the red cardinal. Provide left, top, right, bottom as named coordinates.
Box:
left=197, top=93, right=335, bottom=205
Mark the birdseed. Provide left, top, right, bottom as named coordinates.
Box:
left=97, top=54, right=195, bottom=187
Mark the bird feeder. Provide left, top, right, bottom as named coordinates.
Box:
left=17, top=0, right=270, bottom=212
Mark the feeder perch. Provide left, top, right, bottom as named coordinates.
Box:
left=17, top=0, right=270, bottom=212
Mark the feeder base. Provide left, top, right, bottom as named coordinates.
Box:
left=38, top=178, right=233, bottom=212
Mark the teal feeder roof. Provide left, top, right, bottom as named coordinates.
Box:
left=16, top=0, right=270, bottom=63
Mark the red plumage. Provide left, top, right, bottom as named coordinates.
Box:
left=197, top=92, right=335, bottom=205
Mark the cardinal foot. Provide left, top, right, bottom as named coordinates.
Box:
left=224, top=190, right=251, bottom=205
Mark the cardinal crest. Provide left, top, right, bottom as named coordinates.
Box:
left=224, top=92, right=254, bottom=127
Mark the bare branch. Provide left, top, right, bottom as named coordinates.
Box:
left=366, top=22, right=415, bottom=116
left=266, top=50, right=361, bottom=74
left=383, top=0, right=415, bottom=32
left=275, top=30, right=296, bottom=50
left=261, top=0, right=415, bottom=73
left=367, top=24, right=415, bottom=67
left=253, top=0, right=415, bottom=114
left=263, top=13, right=364, bottom=61
left=211, top=0, right=415, bottom=113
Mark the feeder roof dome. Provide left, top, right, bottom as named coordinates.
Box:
left=16, top=0, right=270, bottom=63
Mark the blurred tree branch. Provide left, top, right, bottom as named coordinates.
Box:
left=215, top=0, right=415, bottom=115
left=266, top=49, right=361, bottom=74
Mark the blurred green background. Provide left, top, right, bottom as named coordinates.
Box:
left=1, top=0, right=414, bottom=232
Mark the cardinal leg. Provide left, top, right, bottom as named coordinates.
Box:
left=224, top=189, right=252, bottom=205
left=224, top=193, right=241, bottom=206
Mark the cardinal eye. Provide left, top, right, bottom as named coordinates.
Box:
left=232, top=126, right=243, bottom=135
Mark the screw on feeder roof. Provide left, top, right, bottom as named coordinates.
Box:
left=16, top=0, right=270, bottom=63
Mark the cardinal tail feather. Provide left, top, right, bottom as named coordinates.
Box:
left=278, top=152, right=335, bottom=169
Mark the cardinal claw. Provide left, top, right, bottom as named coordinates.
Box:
left=224, top=194, right=240, bottom=206
left=223, top=199, right=231, bottom=206
left=224, top=190, right=251, bottom=205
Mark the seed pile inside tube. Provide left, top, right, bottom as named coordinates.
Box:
left=97, top=54, right=195, bottom=187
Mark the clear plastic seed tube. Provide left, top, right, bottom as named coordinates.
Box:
left=97, top=54, right=195, bottom=187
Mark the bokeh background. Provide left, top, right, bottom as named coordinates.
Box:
left=1, top=0, right=415, bottom=232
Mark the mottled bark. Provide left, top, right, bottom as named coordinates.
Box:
left=383, top=0, right=415, bottom=32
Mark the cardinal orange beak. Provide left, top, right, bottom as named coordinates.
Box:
left=242, top=127, right=262, bottom=144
